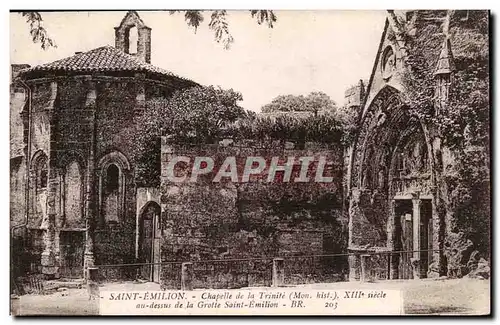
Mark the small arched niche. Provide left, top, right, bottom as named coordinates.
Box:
left=64, top=161, right=83, bottom=227
left=103, top=163, right=120, bottom=224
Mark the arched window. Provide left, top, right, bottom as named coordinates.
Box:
left=37, top=159, right=48, bottom=190
left=31, top=152, right=48, bottom=191
left=106, top=164, right=120, bottom=192
left=98, top=151, right=130, bottom=227
left=30, top=151, right=49, bottom=217
left=128, top=26, right=138, bottom=54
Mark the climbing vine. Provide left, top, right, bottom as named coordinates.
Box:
left=398, top=10, right=490, bottom=256
left=398, top=10, right=489, bottom=150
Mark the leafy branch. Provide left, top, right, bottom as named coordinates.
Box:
left=169, top=10, right=277, bottom=49
left=250, top=10, right=277, bottom=28
left=208, top=10, right=234, bottom=50
left=20, top=10, right=277, bottom=51
left=20, top=12, right=56, bottom=50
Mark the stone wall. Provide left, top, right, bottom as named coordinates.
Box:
left=10, top=85, right=27, bottom=227
left=160, top=138, right=347, bottom=289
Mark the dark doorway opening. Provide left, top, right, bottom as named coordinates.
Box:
left=139, top=202, right=161, bottom=282
left=420, top=199, right=433, bottom=277
left=393, top=198, right=433, bottom=280
left=59, top=231, right=85, bottom=278
left=394, top=200, right=413, bottom=279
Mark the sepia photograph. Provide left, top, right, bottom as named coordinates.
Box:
left=8, top=9, right=491, bottom=316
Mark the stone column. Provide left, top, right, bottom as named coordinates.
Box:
left=181, top=262, right=193, bottom=291
left=348, top=253, right=360, bottom=281
left=84, top=79, right=97, bottom=276
left=272, top=258, right=285, bottom=287
left=41, top=170, right=58, bottom=277
left=388, top=199, right=399, bottom=280
left=431, top=199, right=446, bottom=277
left=41, top=81, right=59, bottom=278
left=360, top=255, right=371, bottom=282
left=347, top=188, right=360, bottom=281
left=412, top=198, right=422, bottom=279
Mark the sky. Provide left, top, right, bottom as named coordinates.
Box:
left=10, top=10, right=387, bottom=112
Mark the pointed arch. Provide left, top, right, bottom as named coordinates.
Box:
left=29, top=150, right=49, bottom=219
left=31, top=150, right=48, bottom=190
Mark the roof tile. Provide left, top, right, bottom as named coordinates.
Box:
left=21, top=45, right=196, bottom=84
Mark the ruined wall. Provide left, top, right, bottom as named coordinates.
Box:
left=10, top=158, right=26, bottom=227
left=27, top=83, right=53, bottom=229
left=160, top=139, right=347, bottom=289
left=349, top=189, right=389, bottom=249
left=10, top=86, right=27, bottom=227
left=349, top=11, right=490, bottom=280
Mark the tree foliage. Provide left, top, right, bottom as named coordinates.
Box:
left=398, top=10, right=489, bottom=150
left=260, top=91, right=359, bottom=145
left=261, top=92, right=337, bottom=114
left=170, top=10, right=276, bottom=49
left=229, top=114, right=344, bottom=145
left=132, top=86, right=246, bottom=186
left=132, top=86, right=351, bottom=187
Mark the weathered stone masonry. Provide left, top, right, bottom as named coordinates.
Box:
left=10, top=10, right=489, bottom=285
left=346, top=11, right=490, bottom=281
left=158, top=139, right=347, bottom=289
left=10, top=11, right=198, bottom=279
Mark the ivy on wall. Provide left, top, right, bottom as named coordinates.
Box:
left=397, top=10, right=490, bottom=256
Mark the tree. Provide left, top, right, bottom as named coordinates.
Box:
left=259, top=91, right=360, bottom=145
left=305, top=92, right=338, bottom=115
left=132, top=85, right=246, bottom=186
left=18, top=10, right=277, bottom=50
left=261, top=94, right=307, bottom=113
left=261, top=91, right=338, bottom=115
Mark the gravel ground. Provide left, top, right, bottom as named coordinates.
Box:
left=12, top=277, right=490, bottom=316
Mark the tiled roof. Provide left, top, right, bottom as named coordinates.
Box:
left=21, top=45, right=196, bottom=84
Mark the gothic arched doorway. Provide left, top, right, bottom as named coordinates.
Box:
left=348, top=86, right=437, bottom=280
left=138, top=201, right=161, bottom=282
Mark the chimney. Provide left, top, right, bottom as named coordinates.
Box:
left=10, top=64, right=30, bottom=82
